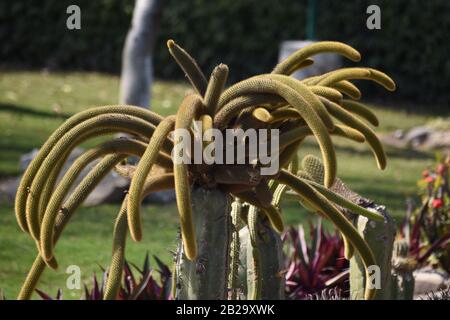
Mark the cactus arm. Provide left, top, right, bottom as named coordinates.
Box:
left=276, top=170, right=377, bottom=300
left=284, top=58, right=314, bottom=75
left=309, top=85, right=343, bottom=103
left=279, top=124, right=365, bottom=149
left=247, top=206, right=262, bottom=300
left=272, top=41, right=361, bottom=74
left=204, top=64, right=229, bottom=115
left=332, top=81, right=362, bottom=100
left=25, top=114, right=165, bottom=241
left=318, top=68, right=396, bottom=91
left=173, top=95, right=206, bottom=260
left=320, top=97, right=387, bottom=170
left=103, top=197, right=128, bottom=300
left=214, top=94, right=284, bottom=129
left=104, top=174, right=175, bottom=300
left=259, top=74, right=335, bottom=130
left=228, top=199, right=242, bottom=300
left=167, top=40, right=208, bottom=95
left=341, top=100, right=379, bottom=127
left=127, top=116, right=176, bottom=242
left=18, top=153, right=127, bottom=299
left=219, top=78, right=336, bottom=187
left=231, top=189, right=283, bottom=233
left=295, top=178, right=383, bottom=221
left=38, top=150, right=72, bottom=220
left=39, top=139, right=148, bottom=264
left=15, top=105, right=164, bottom=233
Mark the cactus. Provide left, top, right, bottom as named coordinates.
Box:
left=14, top=40, right=394, bottom=300
left=390, top=238, right=415, bottom=300
left=349, top=204, right=396, bottom=299
left=245, top=208, right=285, bottom=300
left=174, top=187, right=231, bottom=299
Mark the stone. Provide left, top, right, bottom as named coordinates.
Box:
left=403, top=126, right=433, bottom=147
left=413, top=267, right=448, bottom=297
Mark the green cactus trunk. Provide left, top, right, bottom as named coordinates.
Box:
left=174, top=186, right=231, bottom=299
left=350, top=203, right=396, bottom=299
left=390, top=239, right=415, bottom=300
left=239, top=219, right=285, bottom=300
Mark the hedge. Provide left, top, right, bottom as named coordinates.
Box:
left=1, top=0, right=449, bottom=105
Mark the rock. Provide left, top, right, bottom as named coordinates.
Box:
left=278, top=40, right=342, bottom=80
left=403, top=126, right=433, bottom=147
left=423, top=131, right=450, bottom=150
left=143, top=189, right=176, bottom=204
left=413, top=267, right=448, bottom=298
left=0, top=176, right=20, bottom=203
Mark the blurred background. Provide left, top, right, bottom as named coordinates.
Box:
left=0, top=0, right=449, bottom=299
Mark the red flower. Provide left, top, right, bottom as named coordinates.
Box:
left=432, top=198, right=443, bottom=209
left=425, top=176, right=434, bottom=183
left=437, top=164, right=446, bottom=174
left=422, top=170, right=429, bottom=177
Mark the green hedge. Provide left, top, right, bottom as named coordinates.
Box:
left=1, top=0, right=449, bottom=105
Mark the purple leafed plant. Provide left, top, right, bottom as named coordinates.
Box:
left=36, top=253, right=172, bottom=300
left=282, top=219, right=349, bottom=300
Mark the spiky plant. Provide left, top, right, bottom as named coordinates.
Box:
left=283, top=220, right=349, bottom=300
left=15, top=40, right=394, bottom=300
left=35, top=254, right=172, bottom=300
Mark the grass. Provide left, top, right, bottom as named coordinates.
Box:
left=0, top=71, right=438, bottom=299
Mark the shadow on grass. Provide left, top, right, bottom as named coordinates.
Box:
left=0, top=103, right=71, bottom=119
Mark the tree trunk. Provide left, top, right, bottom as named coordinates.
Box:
left=120, top=0, right=163, bottom=108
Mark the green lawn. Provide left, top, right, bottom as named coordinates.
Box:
left=0, top=71, right=437, bottom=299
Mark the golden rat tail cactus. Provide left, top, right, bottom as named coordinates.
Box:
left=15, top=40, right=394, bottom=300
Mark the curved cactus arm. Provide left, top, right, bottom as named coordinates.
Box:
left=332, top=81, right=362, bottom=100
left=341, top=100, right=379, bottom=127
left=231, top=189, right=283, bottom=233
left=309, top=85, right=343, bottom=103
left=283, top=58, right=314, bottom=75
left=276, top=170, right=377, bottom=300
left=272, top=41, right=361, bottom=75
left=104, top=174, right=175, bottom=300
left=167, top=40, right=208, bottom=95
left=247, top=206, right=262, bottom=300
left=127, top=116, right=176, bottom=242
left=259, top=74, right=335, bottom=130
left=18, top=153, right=127, bottom=300
left=320, top=97, right=387, bottom=170
left=39, top=139, right=149, bottom=264
left=15, top=105, right=164, bottom=233
left=317, top=68, right=396, bottom=91
left=214, top=94, right=284, bottom=129
left=204, top=64, right=229, bottom=115
left=218, top=78, right=336, bottom=187
left=285, top=176, right=384, bottom=222
left=25, top=114, right=165, bottom=241
left=279, top=124, right=365, bottom=149
left=173, top=95, right=206, bottom=260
